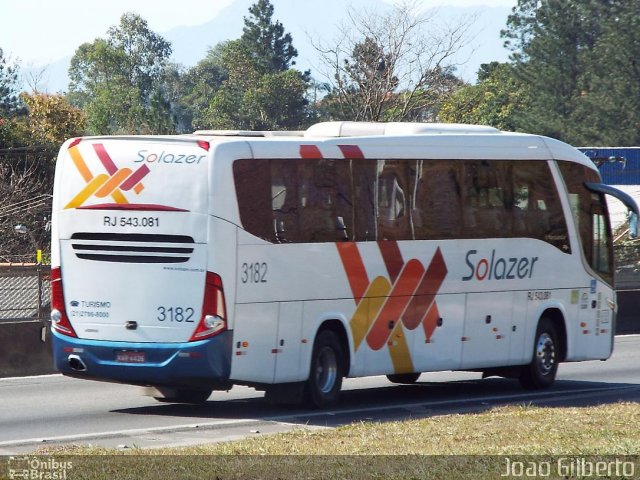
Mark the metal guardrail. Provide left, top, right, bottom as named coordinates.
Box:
left=0, top=264, right=50, bottom=323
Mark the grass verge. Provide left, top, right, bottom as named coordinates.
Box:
left=5, top=402, right=639, bottom=479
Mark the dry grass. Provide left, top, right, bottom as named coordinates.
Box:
left=19, top=402, right=639, bottom=479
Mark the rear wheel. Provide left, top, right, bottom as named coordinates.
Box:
left=519, top=318, right=559, bottom=389
left=386, top=372, right=421, bottom=384
left=305, top=330, right=344, bottom=408
left=154, top=388, right=212, bottom=404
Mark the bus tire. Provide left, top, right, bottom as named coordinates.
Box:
left=519, top=317, right=559, bottom=390
left=305, top=330, right=344, bottom=408
left=386, top=373, right=421, bottom=384
left=154, top=388, right=212, bottom=404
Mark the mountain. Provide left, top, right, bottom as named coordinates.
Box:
left=29, top=1, right=511, bottom=93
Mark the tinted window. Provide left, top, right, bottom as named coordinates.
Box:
left=233, top=158, right=570, bottom=251
left=558, top=162, right=612, bottom=283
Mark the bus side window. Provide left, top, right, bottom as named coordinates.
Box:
left=462, top=161, right=509, bottom=238
left=271, top=160, right=300, bottom=243
left=514, top=161, right=570, bottom=252
left=297, top=159, right=354, bottom=243
left=233, top=159, right=272, bottom=241
left=413, top=160, right=462, bottom=240
left=377, top=160, right=413, bottom=241
left=353, top=160, right=377, bottom=241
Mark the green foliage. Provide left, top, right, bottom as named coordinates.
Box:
left=0, top=47, right=21, bottom=116
left=0, top=47, right=24, bottom=147
left=203, top=41, right=309, bottom=130
left=439, top=62, right=527, bottom=131
left=171, top=47, right=228, bottom=131
left=199, top=1, right=310, bottom=131
left=68, top=13, right=173, bottom=134
left=501, top=0, right=640, bottom=145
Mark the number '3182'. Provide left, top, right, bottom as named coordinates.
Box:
left=241, top=262, right=268, bottom=283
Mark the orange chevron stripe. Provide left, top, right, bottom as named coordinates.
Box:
left=65, top=174, right=109, bottom=209
left=336, top=242, right=369, bottom=304
left=95, top=168, right=133, bottom=198
left=69, top=146, right=93, bottom=182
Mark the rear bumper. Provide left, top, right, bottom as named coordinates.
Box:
left=51, top=329, right=233, bottom=389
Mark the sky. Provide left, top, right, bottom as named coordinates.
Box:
left=1, top=0, right=516, bottom=67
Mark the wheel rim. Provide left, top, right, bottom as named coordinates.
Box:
left=535, top=332, right=556, bottom=376
left=315, top=346, right=338, bottom=394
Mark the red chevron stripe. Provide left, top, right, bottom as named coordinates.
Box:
left=378, top=240, right=404, bottom=283
left=338, top=144, right=365, bottom=159
left=93, top=144, right=118, bottom=175
left=120, top=164, right=151, bottom=191
left=366, top=259, right=424, bottom=350
left=300, top=145, right=323, bottom=159
left=402, top=247, right=447, bottom=330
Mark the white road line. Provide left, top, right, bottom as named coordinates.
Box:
left=1, top=384, right=637, bottom=448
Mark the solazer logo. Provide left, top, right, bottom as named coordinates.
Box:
left=462, top=249, right=539, bottom=281
left=65, top=142, right=151, bottom=209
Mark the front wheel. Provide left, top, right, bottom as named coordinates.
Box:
left=519, top=318, right=559, bottom=389
left=305, top=330, right=344, bottom=408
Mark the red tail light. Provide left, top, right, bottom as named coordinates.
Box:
left=51, top=267, right=77, bottom=338
left=189, top=272, right=227, bottom=341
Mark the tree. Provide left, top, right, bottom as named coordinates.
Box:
left=240, top=0, right=298, bottom=73
left=0, top=48, right=20, bottom=116
left=313, top=2, right=474, bottom=121
left=68, top=13, right=173, bottom=134
left=500, top=0, right=640, bottom=145
left=200, top=1, right=311, bottom=131
left=0, top=48, right=23, bottom=147
left=439, top=62, right=528, bottom=131
left=202, top=40, right=309, bottom=130
left=20, top=93, right=86, bottom=146
left=571, top=1, right=640, bottom=145
left=175, top=45, right=229, bottom=131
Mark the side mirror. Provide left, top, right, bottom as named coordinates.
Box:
left=628, top=211, right=638, bottom=239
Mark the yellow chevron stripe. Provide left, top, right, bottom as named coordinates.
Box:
left=64, top=174, right=109, bottom=209
left=388, top=323, right=414, bottom=374
left=349, top=276, right=390, bottom=351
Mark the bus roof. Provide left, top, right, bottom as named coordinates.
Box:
left=68, top=122, right=597, bottom=171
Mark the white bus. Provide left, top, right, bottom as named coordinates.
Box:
left=50, top=121, right=637, bottom=407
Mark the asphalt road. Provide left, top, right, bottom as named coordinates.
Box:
left=1, top=335, right=639, bottom=454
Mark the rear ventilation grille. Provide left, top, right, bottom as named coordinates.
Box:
left=70, top=233, right=195, bottom=263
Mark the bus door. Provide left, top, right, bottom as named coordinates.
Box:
left=577, top=194, right=616, bottom=359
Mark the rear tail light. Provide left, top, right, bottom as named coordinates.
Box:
left=189, top=272, right=227, bottom=341
left=51, top=267, right=77, bottom=338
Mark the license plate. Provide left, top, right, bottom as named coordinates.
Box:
left=116, top=351, right=146, bottom=363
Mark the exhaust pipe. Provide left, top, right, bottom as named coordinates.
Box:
left=68, top=354, right=87, bottom=372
